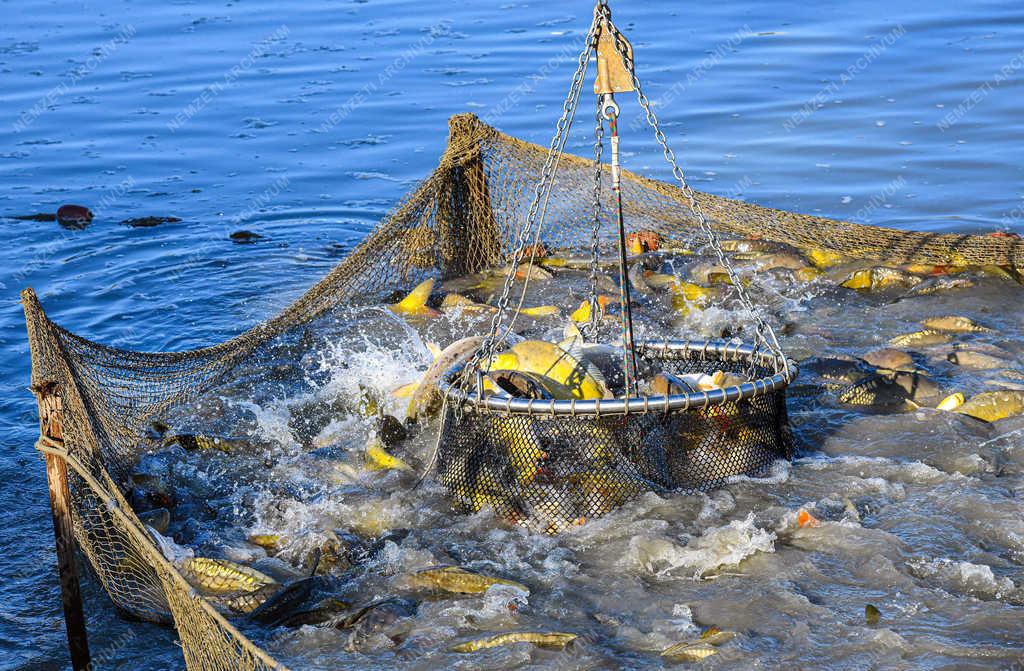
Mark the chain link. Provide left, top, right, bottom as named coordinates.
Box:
left=598, top=7, right=787, bottom=372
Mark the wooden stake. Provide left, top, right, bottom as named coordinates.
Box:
left=35, top=382, right=91, bottom=671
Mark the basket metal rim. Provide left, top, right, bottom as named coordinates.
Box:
left=437, top=339, right=799, bottom=417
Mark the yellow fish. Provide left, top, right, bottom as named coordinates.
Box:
left=954, top=390, right=1024, bottom=422
left=889, top=329, right=951, bottom=347
left=390, top=278, right=440, bottom=318
left=451, top=632, right=576, bottom=653
left=406, top=565, right=527, bottom=595
left=920, top=315, right=991, bottom=333
left=182, top=558, right=276, bottom=594
left=365, top=438, right=414, bottom=473
left=935, top=393, right=965, bottom=411
left=570, top=296, right=614, bottom=324
left=494, top=417, right=547, bottom=484
left=483, top=340, right=609, bottom=400
left=803, top=247, right=844, bottom=269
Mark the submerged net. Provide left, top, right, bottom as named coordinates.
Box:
left=23, top=112, right=1024, bottom=670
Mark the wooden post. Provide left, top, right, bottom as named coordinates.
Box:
left=34, top=381, right=91, bottom=671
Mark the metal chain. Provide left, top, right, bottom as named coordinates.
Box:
left=584, top=98, right=606, bottom=340
left=461, top=12, right=603, bottom=385
left=599, top=7, right=787, bottom=372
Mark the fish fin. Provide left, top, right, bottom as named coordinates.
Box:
left=519, top=305, right=559, bottom=318
left=564, top=343, right=609, bottom=392
left=426, top=343, right=443, bottom=359
left=393, top=278, right=434, bottom=313
left=563, top=321, right=583, bottom=341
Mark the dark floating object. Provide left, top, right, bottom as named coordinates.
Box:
left=865, top=604, right=881, bottom=625
left=122, top=216, right=181, bottom=228
left=10, top=213, right=57, bottom=222
left=230, top=230, right=264, bottom=243
left=56, top=204, right=93, bottom=229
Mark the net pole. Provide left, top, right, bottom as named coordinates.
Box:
left=607, top=108, right=639, bottom=395
left=33, top=383, right=92, bottom=671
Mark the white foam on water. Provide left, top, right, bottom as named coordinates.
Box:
left=623, top=512, right=776, bottom=578
left=908, top=557, right=1018, bottom=601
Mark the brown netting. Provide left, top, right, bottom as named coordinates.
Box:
left=22, top=112, right=1024, bottom=670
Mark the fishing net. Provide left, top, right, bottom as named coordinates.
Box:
left=22, top=108, right=1024, bottom=669
left=436, top=342, right=794, bottom=534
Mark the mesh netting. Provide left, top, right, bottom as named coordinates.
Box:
left=437, top=345, right=792, bottom=534
left=22, top=112, right=1024, bottom=670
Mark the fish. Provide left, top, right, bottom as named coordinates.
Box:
left=888, top=329, right=951, bottom=347
left=881, top=370, right=943, bottom=406
left=570, top=468, right=648, bottom=518
left=921, top=315, right=991, bottom=333
left=628, top=262, right=656, bottom=297
left=626, top=230, right=661, bottom=254
left=405, top=335, right=488, bottom=422
left=802, top=247, right=844, bottom=269
left=214, top=582, right=284, bottom=615
left=248, top=576, right=333, bottom=626
left=182, top=557, right=277, bottom=594
left=650, top=372, right=695, bottom=395
left=801, top=357, right=875, bottom=386
left=521, top=483, right=587, bottom=534
left=451, top=631, right=576, bottom=653
left=947, top=350, right=1007, bottom=370
left=485, top=369, right=561, bottom=399
left=936, top=393, right=965, bottom=411
left=365, top=438, right=414, bottom=473
left=450, top=461, right=516, bottom=514
left=700, top=627, right=738, bottom=645
left=904, top=275, right=976, bottom=296
left=570, top=296, right=615, bottom=324
left=440, top=293, right=492, bottom=313
left=660, top=642, right=718, bottom=662
left=137, top=508, right=170, bottom=535
left=131, top=473, right=176, bottom=510
left=493, top=416, right=547, bottom=484
left=733, top=250, right=813, bottom=272
left=642, top=272, right=684, bottom=290
left=670, top=280, right=716, bottom=303
left=162, top=434, right=252, bottom=453
left=720, top=238, right=793, bottom=254
left=797, top=509, right=820, bottom=528
left=389, top=278, right=440, bottom=318
left=337, top=597, right=419, bottom=651
left=954, top=390, right=1024, bottom=422
left=860, top=349, right=915, bottom=372
left=248, top=534, right=286, bottom=554
left=841, top=266, right=922, bottom=291
left=557, top=334, right=633, bottom=394
left=483, top=340, right=609, bottom=400
left=538, top=255, right=617, bottom=270
left=837, top=374, right=917, bottom=410
left=405, top=565, right=528, bottom=595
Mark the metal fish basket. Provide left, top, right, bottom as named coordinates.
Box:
left=435, top=340, right=799, bottom=533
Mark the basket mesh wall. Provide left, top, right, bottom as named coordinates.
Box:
left=437, top=350, right=791, bottom=533
left=21, top=113, right=1024, bottom=670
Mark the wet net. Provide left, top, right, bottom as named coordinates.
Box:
left=436, top=342, right=794, bottom=535
left=22, top=112, right=1024, bottom=670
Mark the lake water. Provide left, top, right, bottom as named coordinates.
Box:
left=2, top=1, right=1023, bottom=669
